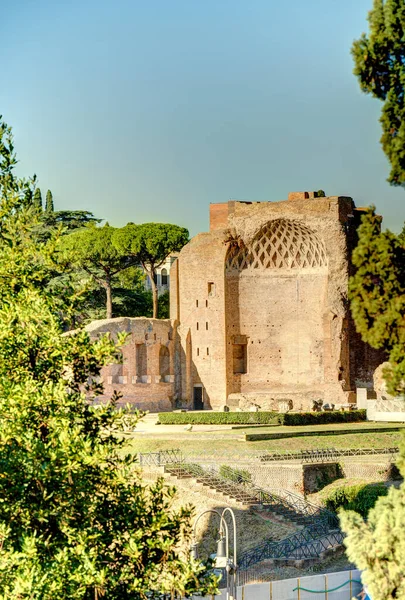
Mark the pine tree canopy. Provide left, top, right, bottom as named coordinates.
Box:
left=352, top=0, right=405, bottom=186
left=113, top=223, right=188, bottom=318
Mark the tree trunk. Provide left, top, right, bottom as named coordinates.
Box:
left=106, top=278, right=113, bottom=319
left=149, top=271, right=158, bottom=319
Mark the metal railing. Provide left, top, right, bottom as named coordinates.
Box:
left=238, top=523, right=343, bottom=570
left=138, top=446, right=399, bottom=467
left=259, top=447, right=399, bottom=463
left=138, top=449, right=183, bottom=467
left=138, top=450, right=345, bottom=576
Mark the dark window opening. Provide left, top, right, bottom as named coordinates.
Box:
left=233, top=344, right=247, bottom=374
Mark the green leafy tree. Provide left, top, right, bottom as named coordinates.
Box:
left=0, top=197, right=217, bottom=599
left=67, top=266, right=153, bottom=325
left=0, top=115, right=36, bottom=204
left=340, top=438, right=405, bottom=599
left=113, top=223, right=188, bottom=318
left=158, top=289, right=170, bottom=319
left=60, top=225, right=136, bottom=319
left=45, top=188, right=54, bottom=213
left=352, top=0, right=405, bottom=186
left=33, top=187, right=42, bottom=211
left=348, top=207, right=405, bottom=394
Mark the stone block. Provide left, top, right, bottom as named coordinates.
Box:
left=288, top=191, right=310, bottom=201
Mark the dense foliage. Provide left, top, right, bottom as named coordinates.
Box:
left=114, top=223, right=188, bottom=318
left=340, top=438, right=405, bottom=599
left=280, top=410, right=367, bottom=426
left=157, top=410, right=366, bottom=425
left=352, top=0, right=405, bottom=186
left=60, top=224, right=139, bottom=319
left=349, top=207, right=405, bottom=394
left=158, top=411, right=279, bottom=425
left=323, top=483, right=388, bottom=518
left=0, top=116, right=217, bottom=599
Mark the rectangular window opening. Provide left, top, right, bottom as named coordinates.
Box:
left=208, top=282, right=215, bottom=296
left=233, top=344, right=247, bottom=374
left=196, top=299, right=198, bottom=307
left=206, top=347, right=209, bottom=356
left=197, top=348, right=200, bottom=357
left=206, top=322, right=208, bottom=330
left=196, top=322, right=199, bottom=331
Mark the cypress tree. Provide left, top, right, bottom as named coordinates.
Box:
left=352, top=0, right=405, bottom=186
left=33, top=188, right=42, bottom=211
left=45, top=189, right=54, bottom=213
left=349, top=207, right=405, bottom=394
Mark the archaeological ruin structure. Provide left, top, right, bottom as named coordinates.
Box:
left=87, top=192, right=382, bottom=412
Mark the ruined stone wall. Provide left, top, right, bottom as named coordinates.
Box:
left=223, top=194, right=356, bottom=408
left=170, top=232, right=229, bottom=409
left=173, top=193, right=370, bottom=411
left=85, top=317, right=177, bottom=412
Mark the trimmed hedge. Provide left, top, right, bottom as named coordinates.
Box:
left=157, top=410, right=367, bottom=426
left=158, top=411, right=279, bottom=425
left=280, top=410, right=366, bottom=426
left=323, top=483, right=388, bottom=518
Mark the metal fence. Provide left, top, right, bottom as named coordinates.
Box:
left=138, top=449, right=183, bottom=467
left=138, top=446, right=399, bottom=467
left=259, top=447, right=399, bottom=463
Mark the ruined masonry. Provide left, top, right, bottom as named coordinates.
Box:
left=86, top=192, right=382, bottom=412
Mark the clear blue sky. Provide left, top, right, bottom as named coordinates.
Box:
left=3, top=0, right=404, bottom=236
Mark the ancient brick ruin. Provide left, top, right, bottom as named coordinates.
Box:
left=88, top=192, right=382, bottom=412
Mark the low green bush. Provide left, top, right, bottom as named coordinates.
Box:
left=279, top=410, right=366, bottom=426
left=219, top=465, right=252, bottom=485
left=181, top=463, right=205, bottom=477
left=323, top=483, right=388, bottom=518
left=157, top=409, right=366, bottom=426
left=157, top=412, right=279, bottom=425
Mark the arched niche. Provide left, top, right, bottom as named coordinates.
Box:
left=226, top=219, right=327, bottom=272
left=224, top=219, right=329, bottom=393
left=159, top=345, right=170, bottom=380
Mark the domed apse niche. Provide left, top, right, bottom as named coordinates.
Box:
left=225, top=219, right=328, bottom=395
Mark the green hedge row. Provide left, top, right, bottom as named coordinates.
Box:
left=158, top=411, right=279, bottom=425
left=281, top=410, right=366, bottom=426
left=323, top=483, right=388, bottom=518
left=157, top=410, right=366, bottom=426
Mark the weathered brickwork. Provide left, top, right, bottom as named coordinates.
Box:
left=171, top=193, right=381, bottom=410
left=85, top=317, right=176, bottom=412
left=88, top=192, right=381, bottom=413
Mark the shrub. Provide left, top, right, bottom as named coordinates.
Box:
left=324, top=483, right=388, bottom=518
left=279, top=410, right=366, bottom=426
left=157, top=410, right=367, bottom=426
left=158, top=412, right=279, bottom=425
left=219, top=465, right=252, bottom=485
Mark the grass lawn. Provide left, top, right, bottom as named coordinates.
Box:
left=126, top=426, right=403, bottom=457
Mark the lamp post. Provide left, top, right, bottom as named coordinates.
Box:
left=190, top=507, right=238, bottom=600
